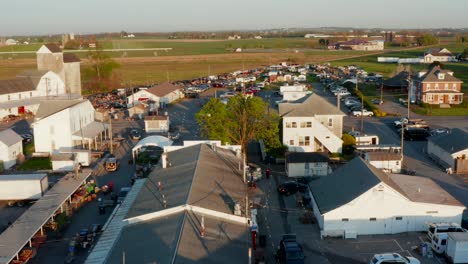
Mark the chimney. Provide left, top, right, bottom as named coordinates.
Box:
left=162, top=151, right=168, bottom=168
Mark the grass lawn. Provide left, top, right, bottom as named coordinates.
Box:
left=411, top=105, right=468, bottom=116
left=19, top=157, right=52, bottom=171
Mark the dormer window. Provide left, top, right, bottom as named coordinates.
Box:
left=438, top=73, right=445, bottom=80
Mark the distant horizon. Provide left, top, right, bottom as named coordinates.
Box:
left=2, top=26, right=468, bottom=38
left=1, top=0, right=467, bottom=36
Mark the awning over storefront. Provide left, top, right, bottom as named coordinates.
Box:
left=72, top=121, right=108, bottom=140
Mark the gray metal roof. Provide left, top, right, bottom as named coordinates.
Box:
left=100, top=143, right=248, bottom=264
left=0, top=129, right=22, bottom=147
left=309, top=157, right=383, bottom=214
left=428, top=128, right=468, bottom=154
left=0, top=171, right=91, bottom=264
left=286, top=152, right=329, bottom=163
left=310, top=157, right=464, bottom=215
left=34, top=99, right=86, bottom=120
left=127, top=144, right=244, bottom=219
left=279, top=93, right=345, bottom=117
left=106, top=211, right=249, bottom=264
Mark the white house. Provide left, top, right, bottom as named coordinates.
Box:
left=285, top=152, right=331, bottom=177
left=0, top=129, right=23, bottom=169
left=279, top=93, right=345, bottom=153
left=310, top=157, right=465, bottom=239
left=144, top=115, right=169, bottom=133
left=33, top=99, right=108, bottom=154
left=5, top=39, right=17, bottom=46
left=424, top=48, right=457, bottom=63
left=362, top=151, right=402, bottom=173
left=127, top=82, right=184, bottom=108
left=427, top=128, right=468, bottom=174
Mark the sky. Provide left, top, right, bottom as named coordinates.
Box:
left=1, top=0, right=468, bottom=36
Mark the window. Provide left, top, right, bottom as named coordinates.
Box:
left=426, top=211, right=438, bottom=214
left=369, top=218, right=377, bottom=221
left=341, top=218, right=349, bottom=222
left=441, top=239, right=447, bottom=246
left=396, top=161, right=400, bottom=165
left=289, top=139, right=294, bottom=145
left=291, top=122, right=297, bottom=128
left=286, top=122, right=292, bottom=128
left=395, top=217, right=403, bottom=220
left=8, top=108, right=11, bottom=113
left=298, top=136, right=305, bottom=146
left=305, top=136, right=310, bottom=146
left=444, top=83, right=449, bottom=90
left=7, top=95, right=10, bottom=101
left=453, top=84, right=457, bottom=91
left=427, top=94, right=433, bottom=102
left=30, top=92, right=32, bottom=97
left=19, top=94, right=21, bottom=99
left=300, top=122, right=306, bottom=128
left=306, top=122, right=312, bottom=128
left=328, top=118, right=333, bottom=127
left=426, top=84, right=431, bottom=91
left=435, top=83, right=439, bottom=89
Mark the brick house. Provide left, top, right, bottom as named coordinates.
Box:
left=413, top=66, right=464, bottom=105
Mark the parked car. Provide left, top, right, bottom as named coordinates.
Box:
left=130, top=129, right=142, bottom=140
left=272, top=91, right=283, bottom=97
left=348, top=105, right=363, bottom=111
left=220, top=91, right=235, bottom=98
left=352, top=109, right=374, bottom=117
left=275, top=234, right=305, bottom=264
left=334, top=90, right=351, bottom=97
left=371, top=99, right=384, bottom=105
left=369, top=253, right=420, bottom=264
left=430, top=128, right=450, bottom=136
left=427, top=222, right=466, bottom=241
left=277, top=182, right=308, bottom=196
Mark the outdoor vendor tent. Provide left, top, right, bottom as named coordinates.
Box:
left=131, top=136, right=173, bottom=161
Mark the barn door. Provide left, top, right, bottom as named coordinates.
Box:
left=391, top=216, right=408, bottom=234
left=384, top=218, right=392, bottom=234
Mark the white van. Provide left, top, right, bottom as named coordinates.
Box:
left=431, top=229, right=467, bottom=254
left=427, top=223, right=466, bottom=241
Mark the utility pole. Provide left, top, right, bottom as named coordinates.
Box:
left=360, top=94, right=364, bottom=134
left=337, top=93, right=341, bottom=109
left=380, top=80, right=384, bottom=103
left=109, top=114, right=113, bottom=154
left=407, top=66, right=411, bottom=119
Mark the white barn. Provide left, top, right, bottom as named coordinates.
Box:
left=0, top=129, right=23, bottom=169
left=285, top=152, right=331, bottom=177
left=427, top=128, right=468, bottom=174
left=310, top=157, right=465, bottom=238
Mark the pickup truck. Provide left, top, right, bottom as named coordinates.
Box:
left=394, top=118, right=428, bottom=129
left=352, top=109, right=374, bottom=117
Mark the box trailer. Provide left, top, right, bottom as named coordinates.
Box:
left=0, top=174, right=49, bottom=206
left=446, top=232, right=468, bottom=263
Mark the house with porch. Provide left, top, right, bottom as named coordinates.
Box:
left=279, top=93, right=345, bottom=153
left=413, top=66, right=464, bottom=105
left=33, top=99, right=109, bottom=154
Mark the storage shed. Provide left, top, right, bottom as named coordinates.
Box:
left=427, top=128, right=468, bottom=174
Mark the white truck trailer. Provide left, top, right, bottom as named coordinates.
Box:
left=0, top=174, right=49, bottom=206
left=446, top=232, right=468, bottom=263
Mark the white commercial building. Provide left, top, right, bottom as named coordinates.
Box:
left=310, top=157, right=465, bottom=238
left=279, top=93, right=345, bottom=153
left=427, top=128, right=468, bottom=174
left=285, top=152, right=331, bottom=177
left=0, top=129, right=23, bottom=169
left=33, top=99, right=108, bottom=154
left=127, top=82, right=184, bottom=108
left=363, top=151, right=402, bottom=173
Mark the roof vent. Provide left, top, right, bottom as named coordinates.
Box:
left=161, top=152, right=168, bottom=168
left=438, top=73, right=445, bottom=80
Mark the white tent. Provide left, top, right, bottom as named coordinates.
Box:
left=132, top=136, right=173, bottom=161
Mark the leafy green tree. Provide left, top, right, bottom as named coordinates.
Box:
left=342, top=133, right=356, bottom=155
left=82, top=45, right=121, bottom=93
left=416, top=34, right=438, bottom=46
left=196, top=95, right=281, bottom=164
left=63, top=40, right=80, bottom=50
